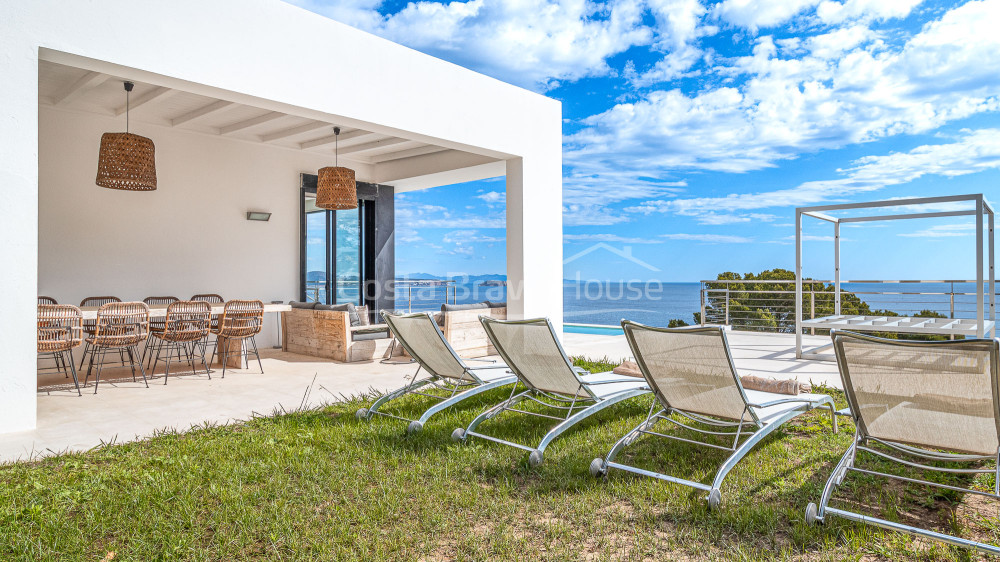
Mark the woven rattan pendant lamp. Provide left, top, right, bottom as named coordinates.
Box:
left=96, top=81, right=157, bottom=191
left=316, top=127, right=357, bottom=210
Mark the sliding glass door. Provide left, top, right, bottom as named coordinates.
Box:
left=335, top=208, right=361, bottom=304
left=300, top=188, right=365, bottom=305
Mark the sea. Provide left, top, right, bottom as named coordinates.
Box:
left=392, top=280, right=996, bottom=327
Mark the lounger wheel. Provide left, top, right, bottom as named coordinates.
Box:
left=589, top=458, right=607, bottom=478
left=528, top=449, right=544, bottom=467
left=707, top=489, right=722, bottom=511
left=451, top=428, right=466, bottom=442
left=805, top=502, right=820, bottom=525
left=355, top=408, right=369, bottom=421
left=407, top=421, right=423, bottom=434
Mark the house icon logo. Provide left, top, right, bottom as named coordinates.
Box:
left=562, top=243, right=660, bottom=272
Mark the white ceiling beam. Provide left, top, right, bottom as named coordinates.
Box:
left=298, top=129, right=377, bottom=150
left=219, top=111, right=286, bottom=135
left=114, top=86, right=176, bottom=116
left=337, top=138, right=408, bottom=155
left=259, top=121, right=329, bottom=143
left=170, top=100, right=235, bottom=127
left=370, top=145, right=449, bottom=163
left=52, top=71, right=108, bottom=105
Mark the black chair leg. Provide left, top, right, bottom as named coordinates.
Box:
left=93, top=348, right=106, bottom=394
left=66, top=350, right=81, bottom=396
left=250, top=336, right=263, bottom=373
left=79, top=340, right=90, bottom=371
left=128, top=346, right=149, bottom=388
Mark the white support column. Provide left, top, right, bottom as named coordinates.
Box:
left=795, top=210, right=803, bottom=359
left=989, top=209, right=995, bottom=334
left=505, top=155, right=563, bottom=330
left=976, top=196, right=985, bottom=338
left=834, top=221, right=841, bottom=315
left=0, top=41, right=39, bottom=431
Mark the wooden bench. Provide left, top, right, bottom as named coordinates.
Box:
left=441, top=306, right=506, bottom=359
left=281, top=305, right=388, bottom=363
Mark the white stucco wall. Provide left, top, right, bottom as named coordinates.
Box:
left=0, top=0, right=562, bottom=432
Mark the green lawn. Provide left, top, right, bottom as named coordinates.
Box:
left=1, top=359, right=998, bottom=560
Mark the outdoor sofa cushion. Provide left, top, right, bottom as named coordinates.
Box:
left=315, top=302, right=362, bottom=326
left=441, top=301, right=489, bottom=313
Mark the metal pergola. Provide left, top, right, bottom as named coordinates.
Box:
left=795, top=194, right=995, bottom=359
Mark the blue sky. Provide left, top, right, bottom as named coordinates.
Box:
left=288, top=0, right=1000, bottom=282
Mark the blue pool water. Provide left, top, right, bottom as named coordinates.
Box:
left=563, top=323, right=625, bottom=336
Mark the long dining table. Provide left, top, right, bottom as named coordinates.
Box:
left=78, top=303, right=291, bottom=368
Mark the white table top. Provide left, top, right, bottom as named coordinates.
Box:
left=78, top=303, right=291, bottom=320
left=802, top=314, right=996, bottom=336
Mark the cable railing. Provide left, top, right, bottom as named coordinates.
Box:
left=304, top=279, right=457, bottom=312
left=699, top=279, right=998, bottom=334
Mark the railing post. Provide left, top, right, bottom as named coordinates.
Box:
left=725, top=288, right=730, bottom=326
left=810, top=287, right=815, bottom=335
left=700, top=287, right=706, bottom=326
left=408, top=285, right=412, bottom=313
left=950, top=281, right=956, bottom=340
left=950, top=282, right=955, bottom=319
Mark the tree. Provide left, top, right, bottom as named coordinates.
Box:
left=699, top=268, right=871, bottom=333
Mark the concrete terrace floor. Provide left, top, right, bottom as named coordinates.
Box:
left=3, top=331, right=841, bottom=464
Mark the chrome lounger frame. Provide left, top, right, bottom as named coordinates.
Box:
left=805, top=330, right=1000, bottom=556
left=591, top=322, right=838, bottom=509
left=356, top=312, right=516, bottom=434
left=453, top=317, right=649, bottom=467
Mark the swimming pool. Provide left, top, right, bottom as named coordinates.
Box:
left=563, top=323, right=624, bottom=336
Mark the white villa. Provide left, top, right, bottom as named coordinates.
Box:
left=0, top=0, right=563, bottom=435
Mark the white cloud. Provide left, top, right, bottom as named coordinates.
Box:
left=712, top=0, right=822, bottom=31
left=899, top=223, right=976, bottom=238
left=442, top=230, right=504, bottom=243
left=660, top=233, right=754, bottom=243
left=287, top=0, right=653, bottom=91
left=625, top=128, right=1000, bottom=220
left=816, top=0, right=923, bottom=25
left=476, top=191, right=506, bottom=204
left=395, top=201, right=505, bottom=229
left=564, top=233, right=661, bottom=244
left=567, top=0, right=1000, bottom=176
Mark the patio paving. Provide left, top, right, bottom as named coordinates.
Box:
left=4, top=331, right=841, bottom=464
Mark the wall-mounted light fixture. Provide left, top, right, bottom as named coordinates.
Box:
left=246, top=211, right=272, bottom=221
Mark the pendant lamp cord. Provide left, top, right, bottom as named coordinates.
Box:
left=335, top=128, right=339, bottom=167
left=126, top=87, right=129, bottom=134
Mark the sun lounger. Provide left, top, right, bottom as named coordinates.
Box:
left=452, top=317, right=649, bottom=466
left=805, top=330, right=1000, bottom=556
left=590, top=322, right=838, bottom=509
left=355, top=312, right=516, bottom=434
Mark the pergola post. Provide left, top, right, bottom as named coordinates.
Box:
left=977, top=195, right=984, bottom=338
left=795, top=209, right=803, bottom=359
left=989, top=208, right=995, bottom=332
left=834, top=221, right=841, bottom=315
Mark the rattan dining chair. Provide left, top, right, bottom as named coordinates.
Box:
left=191, top=294, right=224, bottom=327
left=78, top=296, right=123, bottom=370
left=38, top=296, right=57, bottom=305
left=192, top=293, right=224, bottom=354
left=83, top=302, right=150, bottom=393
left=209, top=299, right=264, bottom=377
left=37, top=304, right=83, bottom=395
left=147, top=301, right=212, bottom=384
left=141, top=296, right=179, bottom=366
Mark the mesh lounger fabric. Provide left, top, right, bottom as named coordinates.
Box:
left=628, top=326, right=749, bottom=421
left=384, top=313, right=475, bottom=381
left=484, top=319, right=590, bottom=396
left=836, top=334, right=999, bottom=456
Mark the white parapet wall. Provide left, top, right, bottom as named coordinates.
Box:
left=0, top=0, right=562, bottom=432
